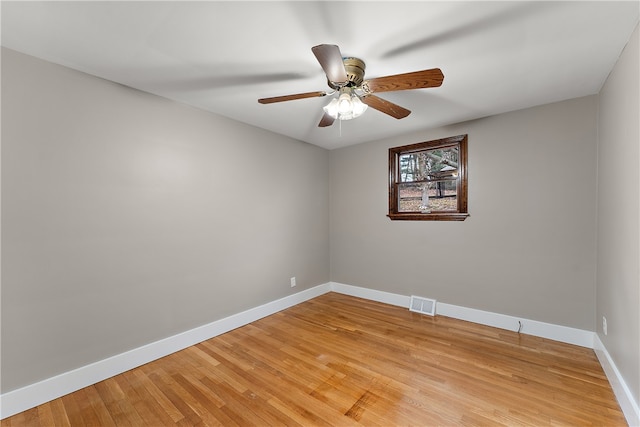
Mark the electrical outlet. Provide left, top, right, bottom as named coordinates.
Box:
left=602, top=316, right=607, bottom=335
left=290, top=277, right=296, bottom=287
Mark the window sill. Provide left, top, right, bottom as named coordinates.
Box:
left=387, top=213, right=469, bottom=221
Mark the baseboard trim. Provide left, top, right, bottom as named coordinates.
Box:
left=330, top=282, right=594, bottom=348
left=436, top=302, right=595, bottom=348
left=329, top=282, right=411, bottom=307
left=0, top=283, right=332, bottom=420
left=594, top=335, right=640, bottom=426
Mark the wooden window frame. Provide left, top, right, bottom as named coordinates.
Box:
left=388, top=134, right=469, bottom=221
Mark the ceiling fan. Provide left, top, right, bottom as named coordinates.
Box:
left=258, top=44, right=444, bottom=128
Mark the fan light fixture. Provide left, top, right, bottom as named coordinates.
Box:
left=323, top=87, right=368, bottom=120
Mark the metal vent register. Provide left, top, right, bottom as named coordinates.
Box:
left=409, top=296, right=437, bottom=316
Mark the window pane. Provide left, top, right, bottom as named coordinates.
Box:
left=399, top=153, right=420, bottom=182
left=428, top=180, right=458, bottom=211
left=399, top=147, right=459, bottom=183
left=398, top=183, right=423, bottom=212
left=398, top=180, right=457, bottom=212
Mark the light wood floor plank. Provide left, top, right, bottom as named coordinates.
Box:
left=1, top=293, right=626, bottom=426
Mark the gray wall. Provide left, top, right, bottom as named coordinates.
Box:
left=1, top=48, right=330, bottom=393
left=596, top=24, right=639, bottom=408
left=330, top=96, right=598, bottom=330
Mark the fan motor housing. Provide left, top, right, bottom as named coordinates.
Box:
left=328, top=57, right=366, bottom=89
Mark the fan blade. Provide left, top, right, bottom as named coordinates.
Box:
left=318, top=112, right=335, bottom=127
left=361, top=95, right=411, bottom=119
left=312, top=44, right=348, bottom=85
left=258, top=91, right=327, bottom=104
left=363, top=69, right=444, bottom=94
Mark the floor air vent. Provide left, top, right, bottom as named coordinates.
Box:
left=409, top=296, right=437, bottom=316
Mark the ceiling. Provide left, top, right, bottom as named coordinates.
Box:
left=2, top=1, right=638, bottom=150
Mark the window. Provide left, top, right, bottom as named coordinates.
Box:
left=388, top=134, right=468, bottom=221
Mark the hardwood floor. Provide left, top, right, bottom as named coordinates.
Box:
left=2, top=292, right=626, bottom=426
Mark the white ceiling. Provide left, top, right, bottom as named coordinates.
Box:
left=2, top=1, right=638, bottom=149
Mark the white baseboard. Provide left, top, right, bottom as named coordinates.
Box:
left=594, top=335, right=640, bottom=427
left=330, top=281, right=411, bottom=307
left=3, top=281, right=634, bottom=425
left=436, top=301, right=595, bottom=348
left=330, top=282, right=594, bottom=347
left=0, top=283, right=332, bottom=420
